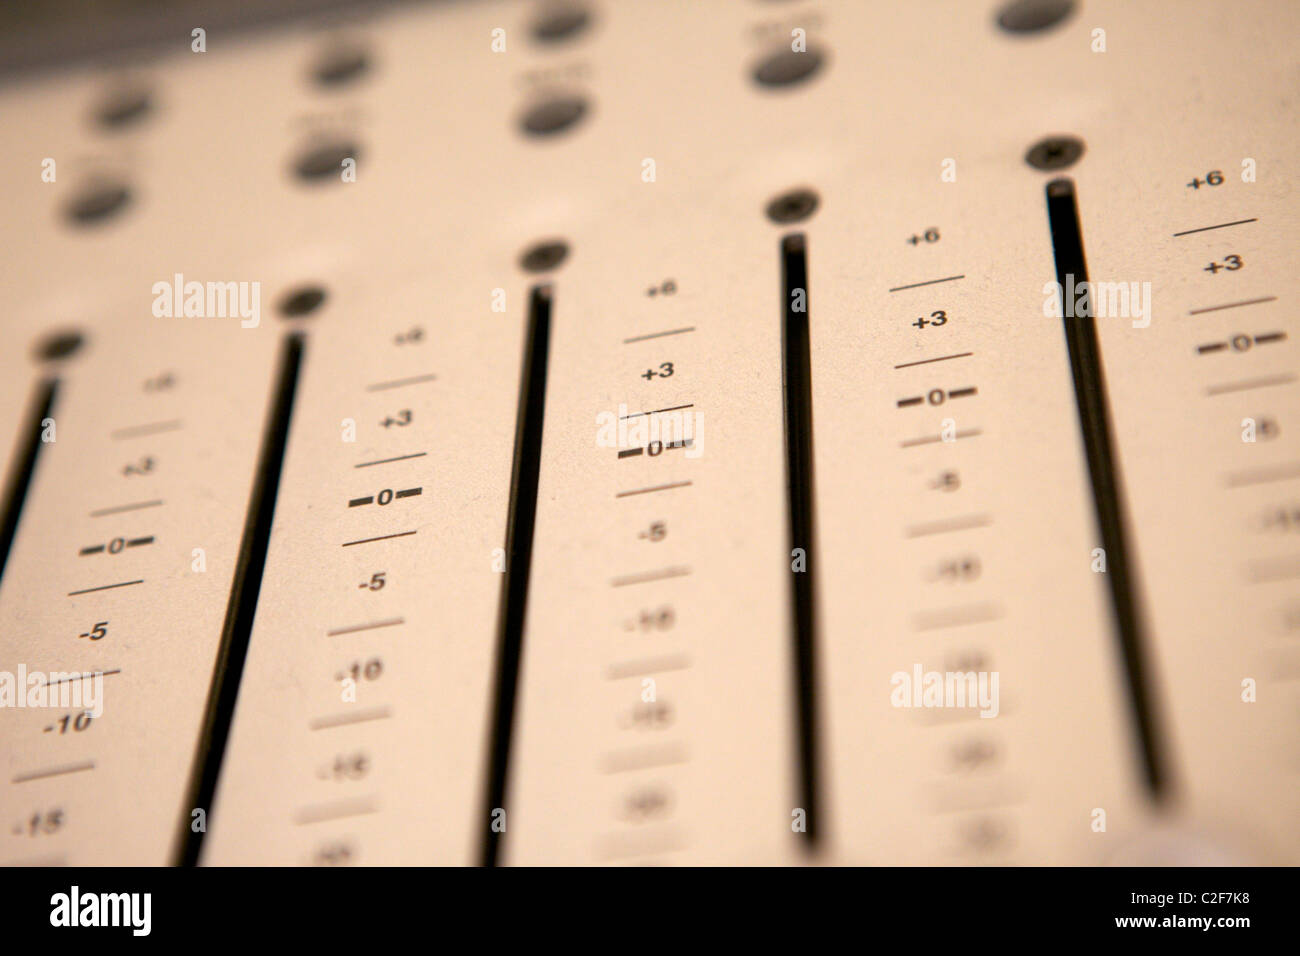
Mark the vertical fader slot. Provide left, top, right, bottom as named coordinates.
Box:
left=780, top=234, right=821, bottom=848
left=0, top=380, right=57, bottom=583
left=481, top=285, right=553, bottom=866
left=1044, top=178, right=1167, bottom=797
left=179, top=331, right=305, bottom=864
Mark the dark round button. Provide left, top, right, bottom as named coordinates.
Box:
left=765, top=188, right=819, bottom=224
left=65, top=181, right=132, bottom=226
left=313, top=46, right=370, bottom=88
left=95, top=86, right=153, bottom=130
left=292, top=140, right=359, bottom=182
left=279, top=285, right=327, bottom=317
left=519, top=96, right=588, bottom=137
left=996, top=0, right=1075, bottom=34
left=531, top=5, right=590, bottom=44
left=752, top=47, right=825, bottom=88
left=1025, top=135, right=1085, bottom=171
left=35, top=329, right=85, bottom=361
left=519, top=240, right=569, bottom=273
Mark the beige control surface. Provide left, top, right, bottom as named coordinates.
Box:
left=0, top=0, right=1295, bottom=865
